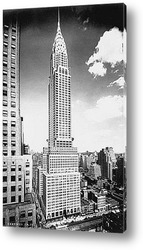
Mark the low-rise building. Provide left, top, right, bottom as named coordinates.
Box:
left=3, top=193, right=36, bottom=228
left=88, top=163, right=101, bottom=180
left=81, top=198, right=95, bottom=214
left=89, top=190, right=108, bottom=212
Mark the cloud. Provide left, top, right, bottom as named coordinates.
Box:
left=88, top=61, right=107, bottom=77
left=86, top=27, right=127, bottom=78
left=108, top=76, right=126, bottom=89
left=83, top=17, right=89, bottom=25
left=85, top=95, right=126, bottom=122
left=83, top=27, right=87, bottom=31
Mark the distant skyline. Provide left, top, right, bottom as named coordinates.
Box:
left=13, top=4, right=126, bottom=153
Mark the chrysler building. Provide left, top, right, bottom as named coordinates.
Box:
left=42, top=10, right=81, bottom=220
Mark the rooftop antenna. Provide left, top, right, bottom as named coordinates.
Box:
left=58, top=7, right=60, bottom=30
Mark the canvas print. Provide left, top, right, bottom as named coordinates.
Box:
left=2, top=3, right=127, bottom=233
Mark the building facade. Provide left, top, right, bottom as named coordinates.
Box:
left=3, top=12, right=21, bottom=157
left=3, top=193, right=36, bottom=228
left=98, top=147, right=117, bottom=181
left=3, top=155, right=32, bottom=205
left=88, top=163, right=101, bottom=180
left=42, top=13, right=81, bottom=220
left=3, top=12, right=34, bottom=227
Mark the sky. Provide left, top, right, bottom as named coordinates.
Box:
left=10, top=4, right=126, bottom=153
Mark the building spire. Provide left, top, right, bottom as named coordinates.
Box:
left=57, top=7, right=60, bottom=31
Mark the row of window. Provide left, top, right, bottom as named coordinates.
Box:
left=3, top=196, right=19, bottom=204
left=3, top=110, right=16, bottom=118
left=3, top=130, right=16, bottom=136
left=3, top=80, right=16, bottom=88
left=3, top=161, right=30, bottom=167
left=3, top=89, right=16, bottom=96
left=47, top=207, right=80, bottom=218
left=3, top=185, right=22, bottom=192
left=3, top=100, right=16, bottom=108
left=3, top=150, right=16, bottom=156
left=3, top=175, right=30, bottom=184
left=3, top=168, right=30, bottom=175
left=46, top=179, right=80, bottom=183
left=3, top=175, right=22, bottom=182
left=3, top=165, right=22, bottom=172
left=19, top=210, right=33, bottom=218
left=3, top=141, right=16, bottom=147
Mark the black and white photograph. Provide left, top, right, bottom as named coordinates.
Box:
left=2, top=3, right=127, bottom=233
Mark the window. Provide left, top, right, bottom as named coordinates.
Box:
left=3, top=80, right=7, bottom=87
left=26, top=162, right=30, bottom=167
left=11, top=131, right=16, bottom=137
left=12, top=35, right=16, bottom=41
left=28, top=210, right=33, bottom=217
left=3, top=110, right=8, bottom=117
left=3, top=150, right=8, bottom=156
left=3, top=167, right=7, bottom=172
left=11, top=186, right=16, bottom=192
left=11, top=141, right=16, bottom=147
left=11, top=57, right=15, bottom=64
left=9, top=216, right=15, bottom=223
left=11, top=176, right=15, bottom=182
left=19, top=195, right=21, bottom=203
left=18, top=175, right=22, bottom=181
left=20, top=212, right=25, bottom=218
left=11, top=101, right=16, bottom=107
left=18, top=185, right=22, bottom=191
left=3, top=90, right=7, bottom=96
left=3, top=176, right=7, bottom=182
left=11, top=196, right=15, bottom=202
left=3, top=100, right=8, bottom=106
left=3, top=197, right=7, bottom=204
left=18, top=165, right=21, bottom=171
left=11, top=82, right=15, bottom=87
left=11, top=121, right=16, bottom=127
left=11, top=166, right=15, bottom=171
left=26, top=170, right=30, bottom=176
left=11, top=111, right=16, bottom=117
left=3, top=130, right=7, bottom=136
left=3, top=120, right=8, bottom=126
left=11, top=91, right=16, bottom=98
left=26, top=179, right=30, bottom=184
left=3, top=187, right=7, bottom=192
left=11, top=150, right=16, bottom=156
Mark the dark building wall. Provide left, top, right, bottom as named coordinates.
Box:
left=116, top=157, right=125, bottom=187
left=98, top=150, right=108, bottom=179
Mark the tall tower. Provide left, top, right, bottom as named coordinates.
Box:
left=3, top=12, right=21, bottom=157
left=3, top=11, right=33, bottom=209
left=43, top=9, right=81, bottom=220
left=48, top=9, right=72, bottom=149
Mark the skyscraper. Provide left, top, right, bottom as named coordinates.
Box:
left=42, top=10, right=81, bottom=220
left=3, top=12, right=21, bottom=157
left=3, top=11, right=34, bottom=227
left=98, top=147, right=117, bottom=181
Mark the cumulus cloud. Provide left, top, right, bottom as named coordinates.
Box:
left=108, top=76, right=126, bottom=89
left=86, top=28, right=127, bottom=78
left=88, top=61, right=107, bottom=77
left=85, top=95, right=126, bottom=122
